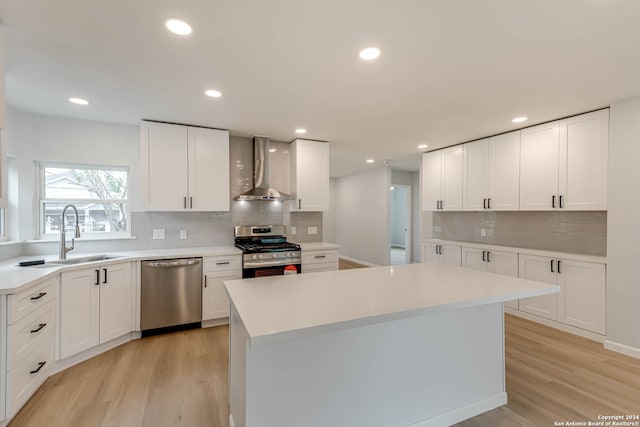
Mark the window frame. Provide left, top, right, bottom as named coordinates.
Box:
left=37, top=162, right=131, bottom=239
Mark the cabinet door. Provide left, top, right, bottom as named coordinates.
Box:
left=60, top=267, right=100, bottom=359
left=421, top=152, right=442, bottom=211
left=557, top=259, right=605, bottom=334
left=188, top=127, right=230, bottom=212
left=520, top=122, right=560, bottom=210
left=140, top=123, right=189, bottom=211
left=421, top=243, right=440, bottom=263
left=203, top=271, right=241, bottom=320
left=518, top=255, right=557, bottom=320
left=461, top=247, right=488, bottom=271
left=99, top=262, right=132, bottom=343
left=489, top=131, right=520, bottom=210
left=559, top=110, right=608, bottom=210
left=292, top=140, right=330, bottom=211
left=441, top=146, right=463, bottom=211
left=441, top=245, right=461, bottom=266
left=487, top=250, right=519, bottom=309
left=463, top=139, right=489, bottom=211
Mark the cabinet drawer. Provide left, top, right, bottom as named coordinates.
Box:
left=7, top=301, right=54, bottom=369
left=302, top=262, right=338, bottom=273
left=6, top=336, right=54, bottom=417
left=8, top=276, right=57, bottom=324
left=203, top=255, right=242, bottom=272
left=302, top=250, right=339, bottom=265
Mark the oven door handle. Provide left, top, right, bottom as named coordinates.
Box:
left=145, top=259, right=201, bottom=268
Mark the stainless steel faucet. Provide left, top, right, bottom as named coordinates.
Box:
left=59, top=204, right=81, bottom=259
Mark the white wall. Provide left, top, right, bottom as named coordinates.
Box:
left=5, top=106, right=140, bottom=240
left=606, top=97, right=640, bottom=352
left=335, top=167, right=391, bottom=266
left=322, top=177, right=338, bottom=243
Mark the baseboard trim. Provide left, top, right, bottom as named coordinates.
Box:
left=408, top=392, right=507, bottom=427
left=604, top=340, right=640, bottom=359
left=339, top=255, right=379, bottom=267
left=53, top=332, right=140, bottom=374
left=229, top=414, right=235, bottom=427
left=504, top=307, right=605, bottom=343
left=203, top=317, right=229, bottom=328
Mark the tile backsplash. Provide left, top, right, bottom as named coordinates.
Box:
left=433, top=211, right=607, bottom=256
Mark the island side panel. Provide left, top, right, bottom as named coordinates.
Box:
left=241, top=303, right=505, bottom=427
left=229, top=304, right=249, bottom=427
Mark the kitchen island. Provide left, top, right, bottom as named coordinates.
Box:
left=224, top=263, right=558, bottom=427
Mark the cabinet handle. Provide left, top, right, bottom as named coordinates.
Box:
left=30, top=323, right=47, bottom=333
left=298, top=199, right=302, bottom=210
left=184, top=196, right=187, bottom=209
left=216, top=261, right=230, bottom=265
left=488, top=198, right=491, bottom=209
left=204, top=274, right=207, bottom=288
left=103, top=268, right=108, bottom=284
left=30, top=292, right=47, bottom=301
left=557, top=260, right=562, bottom=274
left=190, top=197, right=193, bottom=209
left=95, top=269, right=100, bottom=285
left=482, top=250, right=486, bottom=261
left=559, top=195, right=564, bottom=209
left=30, top=361, right=47, bottom=375
left=550, top=260, right=555, bottom=273
left=314, top=255, right=326, bottom=259
left=487, top=251, right=491, bottom=262
left=483, top=199, right=487, bottom=209
left=552, top=195, right=556, bottom=208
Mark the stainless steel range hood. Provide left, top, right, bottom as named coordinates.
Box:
left=234, top=136, right=294, bottom=201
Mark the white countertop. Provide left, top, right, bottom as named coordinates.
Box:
left=423, top=239, right=606, bottom=264
left=0, top=246, right=241, bottom=295
left=297, top=242, right=341, bottom=251
left=224, top=262, right=559, bottom=346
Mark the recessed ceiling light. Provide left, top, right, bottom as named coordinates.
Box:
left=512, top=116, right=528, bottom=123
left=359, top=47, right=381, bottom=60
left=269, top=148, right=276, bottom=153
left=205, top=89, right=222, bottom=98
left=418, top=144, right=428, bottom=149
left=366, top=159, right=375, bottom=164
left=295, top=128, right=307, bottom=134
left=165, top=19, right=192, bottom=36
left=69, top=97, right=89, bottom=105
left=390, top=186, right=395, bottom=190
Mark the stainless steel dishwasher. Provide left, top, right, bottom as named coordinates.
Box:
left=141, top=258, right=202, bottom=332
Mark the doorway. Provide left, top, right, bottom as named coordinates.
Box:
left=389, top=185, right=411, bottom=265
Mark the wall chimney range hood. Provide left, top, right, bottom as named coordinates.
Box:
left=234, top=136, right=294, bottom=201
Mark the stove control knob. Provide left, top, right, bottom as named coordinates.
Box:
left=272, top=253, right=277, bottom=258
left=251, top=255, right=258, bottom=260
left=258, top=254, right=263, bottom=259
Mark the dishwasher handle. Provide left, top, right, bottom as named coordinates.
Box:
left=145, top=259, right=201, bottom=268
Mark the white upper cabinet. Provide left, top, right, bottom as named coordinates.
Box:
left=463, top=131, right=520, bottom=211
left=290, top=139, right=330, bottom=212
left=140, top=122, right=230, bottom=212
left=520, top=110, right=608, bottom=211
left=421, top=146, right=462, bottom=211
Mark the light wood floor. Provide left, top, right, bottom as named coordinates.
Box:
left=9, top=317, right=640, bottom=426
left=338, top=258, right=368, bottom=269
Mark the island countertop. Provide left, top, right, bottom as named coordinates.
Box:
left=224, top=262, right=559, bottom=346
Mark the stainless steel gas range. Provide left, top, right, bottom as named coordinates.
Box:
left=234, top=225, right=301, bottom=278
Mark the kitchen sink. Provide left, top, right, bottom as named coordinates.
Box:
left=49, top=255, right=124, bottom=265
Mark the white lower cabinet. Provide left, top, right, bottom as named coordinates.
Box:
left=518, top=254, right=605, bottom=334
left=4, top=275, right=58, bottom=419
left=302, top=249, right=339, bottom=273
left=422, top=243, right=461, bottom=266
left=202, top=255, right=242, bottom=321
left=461, top=247, right=519, bottom=309
left=60, top=262, right=132, bottom=359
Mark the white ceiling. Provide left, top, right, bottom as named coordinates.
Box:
left=2, top=0, right=640, bottom=177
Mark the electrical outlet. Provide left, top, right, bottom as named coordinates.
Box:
left=291, top=227, right=297, bottom=235
left=152, top=229, right=165, bottom=239
left=180, top=229, right=188, bottom=240
left=308, top=226, right=318, bottom=235
left=480, top=228, right=487, bottom=237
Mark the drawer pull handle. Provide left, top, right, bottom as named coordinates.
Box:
left=314, top=255, right=326, bottom=259
left=216, top=261, right=230, bottom=265
left=30, top=323, right=47, bottom=333
left=30, top=292, right=47, bottom=301
left=30, top=361, right=46, bottom=375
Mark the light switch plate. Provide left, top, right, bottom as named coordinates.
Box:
left=291, top=227, right=297, bottom=235
left=480, top=228, right=487, bottom=237
left=152, top=229, right=165, bottom=239
left=180, top=229, right=188, bottom=240
left=308, top=226, right=318, bottom=235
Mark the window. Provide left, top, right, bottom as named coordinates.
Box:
left=39, top=164, right=129, bottom=237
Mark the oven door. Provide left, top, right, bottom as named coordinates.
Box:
left=243, top=263, right=301, bottom=279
